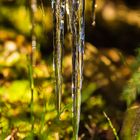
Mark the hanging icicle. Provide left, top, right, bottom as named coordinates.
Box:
left=30, top=0, right=37, bottom=131
left=70, top=0, right=85, bottom=139
left=92, top=0, right=97, bottom=26
left=60, top=0, right=65, bottom=50
left=52, top=0, right=65, bottom=115
left=31, top=0, right=37, bottom=65
left=66, top=0, right=72, bottom=32
left=51, top=0, right=56, bottom=72
left=52, top=0, right=85, bottom=138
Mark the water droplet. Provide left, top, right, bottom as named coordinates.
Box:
left=92, top=0, right=97, bottom=26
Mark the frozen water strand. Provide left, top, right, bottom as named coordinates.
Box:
left=60, top=0, right=65, bottom=51
left=71, top=0, right=85, bottom=139
left=51, top=0, right=85, bottom=137
left=52, top=0, right=56, bottom=72
left=66, top=0, right=69, bottom=31
left=30, top=0, right=37, bottom=131
left=71, top=0, right=79, bottom=138
left=79, top=0, right=85, bottom=91
left=52, top=0, right=65, bottom=115
left=92, top=0, right=97, bottom=26
left=66, top=0, right=72, bottom=32
left=71, top=1, right=79, bottom=137
left=31, top=0, right=37, bottom=65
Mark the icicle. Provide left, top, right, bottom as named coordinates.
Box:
left=30, top=0, right=37, bottom=131
left=60, top=0, right=65, bottom=50
left=51, top=0, right=85, bottom=137
left=66, top=0, right=70, bottom=31
left=79, top=0, right=85, bottom=91
left=52, top=0, right=56, bottom=72
left=31, top=0, right=37, bottom=65
left=71, top=0, right=85, bottom=139
left=66, top=0, right=72, bottom=32
left=52, top=0, right=65, bottom=115
left=92, top=0, right=97, bottom=26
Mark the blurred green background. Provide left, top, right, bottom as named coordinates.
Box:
left=0, top=0, right=140, bottom=139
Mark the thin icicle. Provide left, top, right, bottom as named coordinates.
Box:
left=71, top=0, right=79, bottom=138
left=30, top=0, right=37, bottom=131
left=60, top=0, right=65, bottom=51
left=52, top=0, right=56, bottom=72
left=66, top=0, right=69, bottom=31
left=71, top=0, right=85, bottom=139
left=31, top=0, right=37, bottom=65
left=52, top=0, right=65, bottom=115
left=66, top=0, right=72, bottom=32
left=92, top=0, right=97, bottom=26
